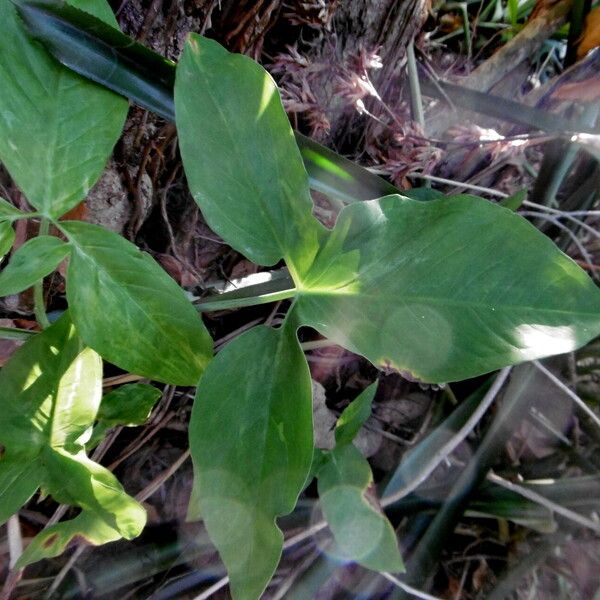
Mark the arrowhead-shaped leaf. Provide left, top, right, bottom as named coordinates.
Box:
left=62, top=220, right=213, bottom=385
left=0, top=0, right=127, bottom=217
left=175, top=34, right=323, bottom=278
left=0, top=314, right=146, bottom=565
left=0, top=235, right=70, bottom=296
left=188, top=321, right=313, bottom=600
left=295, top=195, right=600, bottom=383
left=317, top=443, right=404, bottom=573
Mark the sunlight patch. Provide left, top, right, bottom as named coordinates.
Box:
left=515, top=324, right=579, bottom=360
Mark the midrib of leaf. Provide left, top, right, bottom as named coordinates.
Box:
left=298, top=290, right=600, bottom=317
left=42, top=67, right=65, bottom=216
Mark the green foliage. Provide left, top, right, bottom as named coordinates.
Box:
left=62, top=220, right=212, bottom=385
left=175, top=35, right=324, bottom=278
left=0, top=0, right=127, bottom=218
left=0, top=221, right=15, bottom=260
left=316, top=383, right=404, bottom=572
left=1, top=6, right=600, bottom=599
left=97, top=383, right=162, bottom=427
left=0, top=314, right=146, bottom=567
left=295, top=194, right=600, bottom=382
left=0, top=235, right=70, bottom=296
left=188, top=319, right=313, bottom=600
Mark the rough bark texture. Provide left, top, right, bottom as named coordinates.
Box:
left=332, top=0, right=428, bottom=94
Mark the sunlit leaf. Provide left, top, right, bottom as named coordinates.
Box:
left=175, top=34, right=324, bottom=279
left=0, top=0, right=127, bottom=217
left=14, top=2, right=400, bottom=204
left=62, top=221, right=213, bottom=385
left=335, top=383, right=377, bottom=447
left=317, top=443, right=404, bottom=572
left=188, top=321, right=313, bottom=600
left=0, top=236, right=70, bottom=296
left=17, top=509, right=127, bottom=567
left=296, top=194, right=600, bottom=382
left=0, top=314, right=146, bottom=564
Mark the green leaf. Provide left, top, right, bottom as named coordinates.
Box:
left=188, top=321, right=313, bottom=600
left=41, top=448, right=145, bottom=538
left=0, top=313, right=146, bottom=564
left=0, top=221, right=15, bottom=260
left=295, top=194, right=600, bottom=382
left=0, top=452, right=41, bottom=524
left=317, top=444, right=404, bottom=572
left=17, top=509, right=127, bottom=567
left=62, top=221, right=213, bottom=385
left=335, top=383, right=377, bottom=447
left=0, top=0, right=128, bottom=217
left=500, top=189, right=527, bottom=211
left=97, top=383, right=162, bottom=427
left=0, top=197, right=27, bottom=221
left=175, top=34, right=323, bottom=278
left=0, top=235, right=70, bottom=296
left=14, top=2, right=401, bottom=204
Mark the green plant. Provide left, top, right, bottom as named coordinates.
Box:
left=1, top=2, right=600, bottom=599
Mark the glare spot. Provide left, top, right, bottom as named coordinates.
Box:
left=256, top=78, right=275, bottom=120
left=515, top=324, right=578, bottom=360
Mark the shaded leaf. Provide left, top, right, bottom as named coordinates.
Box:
left=97, top=383, right=161, bottom=426
left=318, top=444, right=404, bottom=572
left=296, top=195, right=600, bottom=382
left=0, top=222, right=15, bottom=260
left=383, top=379, right=492, bottom=499
left=0, top=0, right=127, bottom=217
left=0, top=452, right=41, bottom=523
left=62, top=221, right=212, bottom=385
left=175, top=34, right=323, bottom=278
left=188, top=321, right=313, bottom=600
left=0, top=235, right=70, bottom=296
left=335, top=383, right=377, bottom=447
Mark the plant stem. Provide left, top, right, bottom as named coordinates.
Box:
left=196, top=287, right=297, bottom=312
left=33, top=217, right=51, bottom=329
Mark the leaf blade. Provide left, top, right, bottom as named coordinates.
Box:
left=0, top=0, right=128, bottom=217
left=175, top=34, right=323, bottom=277
left=335, top=382, right=377, bottom=447
left=318, top=444, right=404, bottom=572
left=62, top=221, right=213, bottom=385
left=188, top=322, right=313, bottom=600
left=296, top=195, right=600, bottom=382
left=0, top=235, right=70, bottom=296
